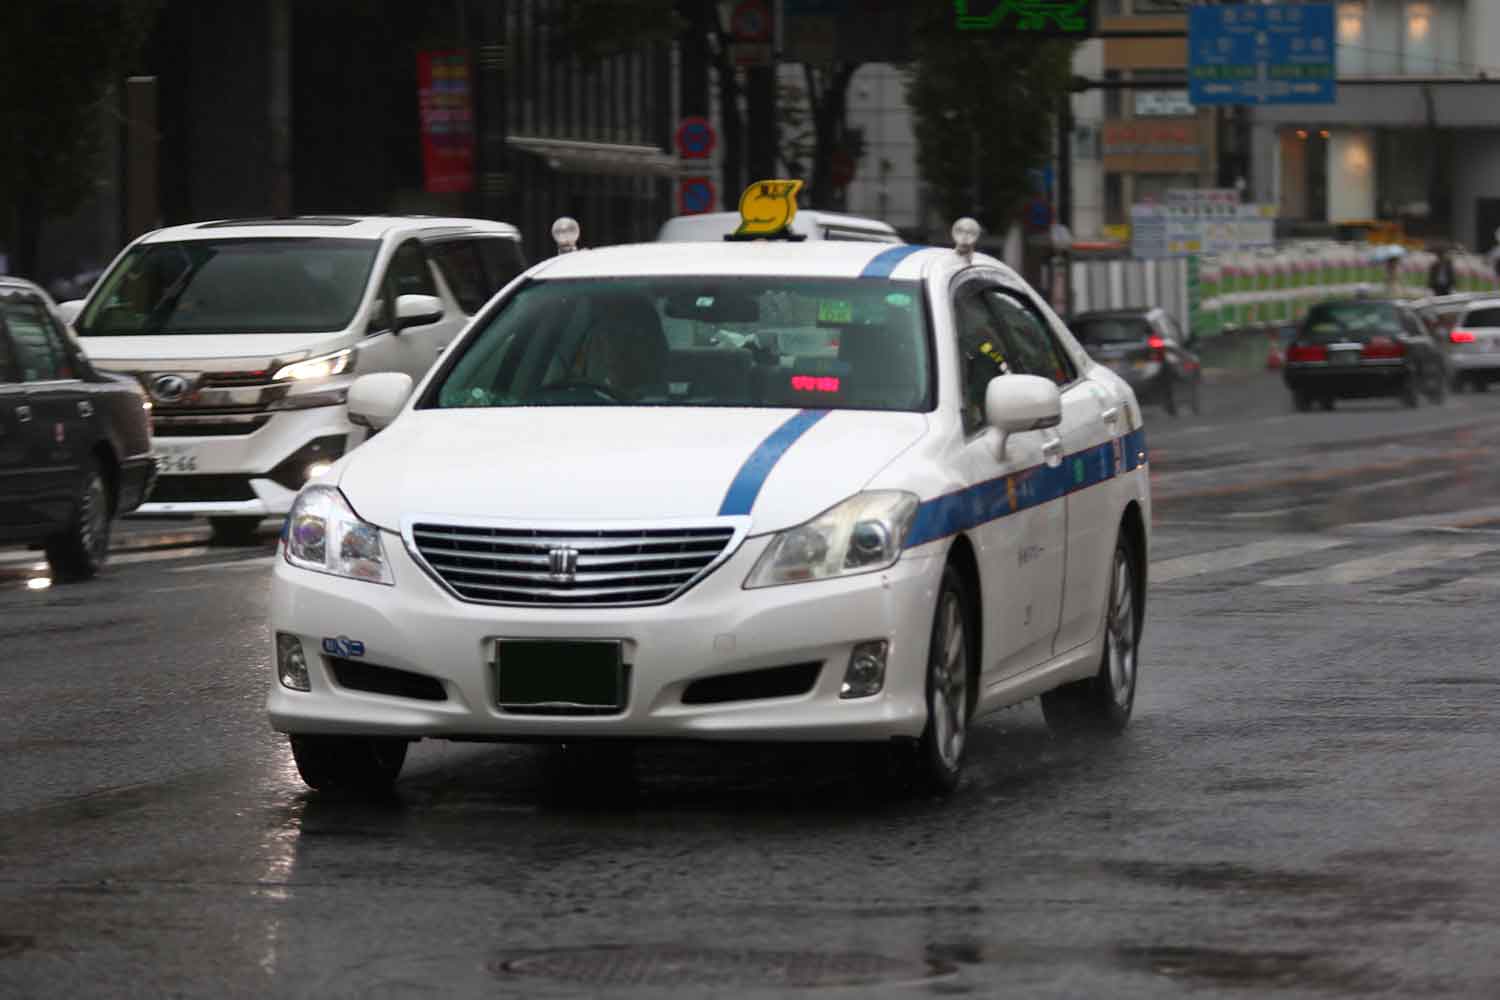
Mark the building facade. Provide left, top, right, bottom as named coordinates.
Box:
left=1249, top=0, right=1500, bottom=251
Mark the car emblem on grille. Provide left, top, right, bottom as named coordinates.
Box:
left=548, top=546, right=579, bottom=583
left=148, top=373, right=192, bottom=403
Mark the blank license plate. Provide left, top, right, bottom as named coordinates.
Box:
left=1330, top=349, right=1360, bottom=366
left=495, top=640, right=624, bottom=710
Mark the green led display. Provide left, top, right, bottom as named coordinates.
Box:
left=953, top=0, right=1095, bottom=36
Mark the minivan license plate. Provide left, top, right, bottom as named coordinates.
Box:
left=155, top=443, right=199, bottom=474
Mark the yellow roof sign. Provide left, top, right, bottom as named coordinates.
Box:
left=734, top=180, right=803, bottom=238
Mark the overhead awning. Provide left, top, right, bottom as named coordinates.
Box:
left=505, top=136, right=680, bottom=178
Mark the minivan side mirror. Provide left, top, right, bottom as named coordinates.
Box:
left=347, top=372, right=414, bottom=430
left=57, top=300, right=85, bottom=326
left=985, top=374, right=1062, bottom=460
left=395, top=293, right=444, bottom=332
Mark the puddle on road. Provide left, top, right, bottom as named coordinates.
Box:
left=1117, top=944, right=1373, bottom=992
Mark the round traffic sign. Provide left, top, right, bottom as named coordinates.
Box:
left=731, top=0, right=771, bottom=43
left=675, top=116, right=717, bottom=160
left=679, top=177, right=717, bottom=215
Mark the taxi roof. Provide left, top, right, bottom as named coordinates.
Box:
left=134, top=215, right=521, bottom=245
left=531, top=240, right=1005, bottom=284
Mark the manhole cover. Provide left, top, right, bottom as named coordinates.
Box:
left=493, top=946, right=951, bottom=989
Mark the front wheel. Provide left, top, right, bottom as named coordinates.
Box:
left=45, top=458, right=113, bottom=581
left=1041, top=534, right=1139, bottom=736
left=1426, top=366, right=1449, bottom=404
left=1401, top=373, right=1422, bottom=408
left=1292, top=391, right=1313, bottom=413
left=883, top=565, right=973, bottom=796
left=289, top=735, right=408, bottom=793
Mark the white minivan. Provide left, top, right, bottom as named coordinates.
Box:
left=60, top=216, right=525, bottom=544
left=657, top=209, right=901, bottom=244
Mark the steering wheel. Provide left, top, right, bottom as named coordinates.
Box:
left=536, top=379, right=622, bottom=402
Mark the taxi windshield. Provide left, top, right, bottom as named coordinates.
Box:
left=77, top=238, right=379, bottom=336
left=426, top=276, right=932, bottom=412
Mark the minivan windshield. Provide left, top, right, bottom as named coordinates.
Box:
left=426, top=276, right=931, bottom=412
left=78, top=237, right=379, bottom=335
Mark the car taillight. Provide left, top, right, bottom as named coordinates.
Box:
left=1362, top=336, right=1404, bottom=359
left=1146, top=334, right=1166, bottom=361
left=1286, top=344, right=1327, bottom=363
left=1451, top=329, right=1477, bottom=344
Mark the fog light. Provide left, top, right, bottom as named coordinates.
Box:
left=276, top=632, right=310, bottom=691
left=841, top=639, right=888, bottom=699
left=305, top=461, right=333, bottom=482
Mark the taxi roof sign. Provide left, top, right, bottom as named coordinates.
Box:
left=728, top=180, right=806, bottom=241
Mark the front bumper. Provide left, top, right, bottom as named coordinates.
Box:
left=267, top=532, right=943, bottom=743
left=133, top=406, right=359, bottom=518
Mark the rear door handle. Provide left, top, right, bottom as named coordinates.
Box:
left=15, top=404, right=31, bottom=423
left=1042, top=438, right=1064, bottom=466
left=1101, top=405, right=1120, bottom=424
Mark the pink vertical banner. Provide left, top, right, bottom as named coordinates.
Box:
left=418, top=50, right=475, bottom=194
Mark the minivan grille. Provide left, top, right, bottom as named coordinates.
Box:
left=409, top=522, right=740, bottom=607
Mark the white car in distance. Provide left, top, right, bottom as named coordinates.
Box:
left=267, top=205, right=1150, bottom=796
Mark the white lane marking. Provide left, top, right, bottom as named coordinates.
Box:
left=1340, top=470, right=1453, bottom=497
left=1260, top=541, right=1499, bottom=587
left=1225, top=506, right=1314, bottom=520
left=168, top=556, right=277, bottom=575
left=1345, top=504, right=1500, bottom=535
left=1434, top=573, right=1500, bottom=593
left=143, top=584, right=211, bottom=596
left=1151, top=537, right=1349, bottom=585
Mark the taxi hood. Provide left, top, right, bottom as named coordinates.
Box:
left=337, top=407, right=928, bottom=534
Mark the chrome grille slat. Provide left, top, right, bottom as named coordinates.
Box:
left=410, top=520, right=739, bottom=607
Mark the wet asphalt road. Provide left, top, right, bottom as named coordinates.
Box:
left=4, top=373, right=1500, bottom=998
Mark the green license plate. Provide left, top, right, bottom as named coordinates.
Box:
left=495, top=640, right=624, bottom=710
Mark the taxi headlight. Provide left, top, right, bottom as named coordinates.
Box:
left=273, top=348, right=354, bottom=382
left=283, top=484, right=394, bottom=585
left=744, top=491, right=918, bottom=589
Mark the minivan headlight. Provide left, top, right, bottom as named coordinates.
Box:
left=283, top=485, right=394, bottom=585
left=744, top=491, right=919, bottom=589
left=274, top=348, right=354, bottom=381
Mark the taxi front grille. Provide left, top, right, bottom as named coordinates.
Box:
left=410, top=522, right=740, bottom=607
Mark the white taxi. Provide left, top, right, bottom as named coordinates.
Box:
left=267, top=191, right=1150, bottom=796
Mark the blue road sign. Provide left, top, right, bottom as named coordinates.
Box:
left=1189, top=3, right=1336, bottom=106
left=679, top=177, right=716, bottom=215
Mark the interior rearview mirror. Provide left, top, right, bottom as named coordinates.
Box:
left=347, top=372, right=415, bottom=430
left=395, top=293, right=444, bottom=332
left=984, top=374, right=1062, bottom=460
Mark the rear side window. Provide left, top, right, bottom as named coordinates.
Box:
left=477, top=238, right=526, bottom=291
left=1072, top=316, right=1150, bottom=344
left=429, top=240, right=489, bottom=314
left=0, top=327, right=18, bottom=382
left=1, top=299, right=74, bottom=381
left=1463, top=306, right=1500, bottom=327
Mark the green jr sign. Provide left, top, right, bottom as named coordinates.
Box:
left=954, top=0, right=1095, bottom=36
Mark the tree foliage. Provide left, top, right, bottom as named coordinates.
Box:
left=0, top=0, right=159, bottom=276
left=906, top=29, right=1077, bottom=234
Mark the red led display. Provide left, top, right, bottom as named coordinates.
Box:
left=791, top=375, right=841, bottom=393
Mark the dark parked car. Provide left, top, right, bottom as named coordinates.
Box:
left=0, top=277, right=156, bottom=579
left=1283, top=298, right=1448, bottom=411
left=1070, top=307, right=1202, bottom=416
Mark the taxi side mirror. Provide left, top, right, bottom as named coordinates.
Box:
left=985, top=374, right=1061, bottom=460
left=57, top=300, right=86, bottom=326
left=348, top=372, right=414, bottom=430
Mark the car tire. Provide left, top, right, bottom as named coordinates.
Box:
left=1427, top=367, right=1448, bottom=404
left=1041, top=532, right=1138, bottom=736
left=1319, top=396, right=1335, bottom=412
left=44, top=457, right=114, bottom=581
left=884, top=564, right=973, bottom=796
left=209, top=516, right=263, bottom=547
left=1476, top=377, right=1490, bottom=394
left=1162, top=379, right=1178, bottom=417
left=1189, top=378, right=1202, bottom=416
left=289, top=735, right=408, bottom=793
left=1293, top=391, right=1313, bottom=413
